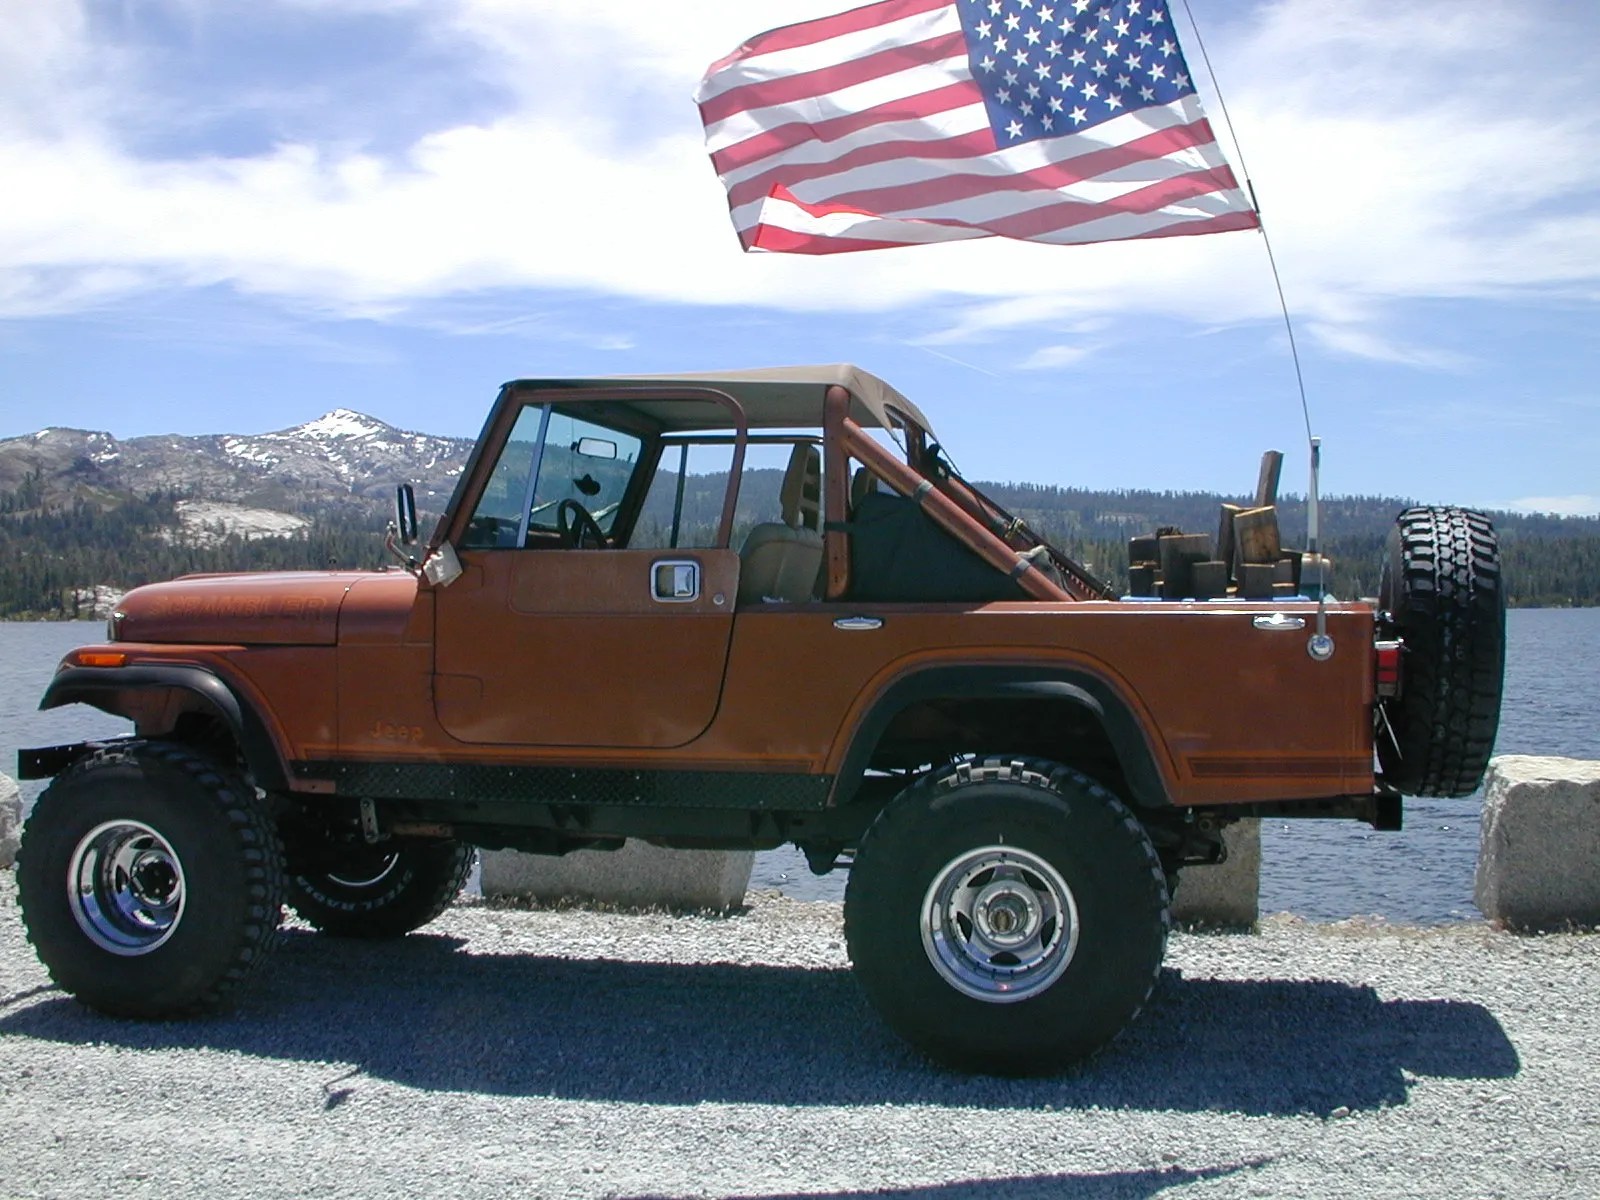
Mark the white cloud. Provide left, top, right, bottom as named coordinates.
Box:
left=1018, top=344, right=1093, bottom=370
left=1304, top=323, right=1469, bottom=371
left=0, top=0, right=1597, bottom=369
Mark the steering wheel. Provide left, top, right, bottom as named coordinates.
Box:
left=556, top=498, right=607, bottom=549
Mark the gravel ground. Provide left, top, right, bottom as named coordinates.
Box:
left=1, top=873, right=1595, bottom=1200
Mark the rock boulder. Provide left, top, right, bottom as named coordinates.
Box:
left=0, top=774, right=21, bottom=870
left=1475, top=756, right=1600, bottom=929
left=480, top=840, right=754, bottom=911
left=1170, top=818, right=1261, bottom=928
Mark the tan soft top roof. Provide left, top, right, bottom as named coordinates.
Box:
left=503, top=364, right=934, bottom=436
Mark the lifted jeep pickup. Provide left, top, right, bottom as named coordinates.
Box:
left=15, top=365, right=1504, bottom=1073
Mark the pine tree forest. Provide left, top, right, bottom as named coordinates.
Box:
left=1, top=469, right=1595, bottom=618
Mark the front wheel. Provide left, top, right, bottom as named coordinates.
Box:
left=285, top=840, right=474, bottom=938
left=16, top=741, right=284, bottom=1017
left=844, top=757, right=1169, bottom=1075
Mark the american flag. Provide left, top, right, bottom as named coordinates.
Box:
left=697, top=0, right=1259, bottom=254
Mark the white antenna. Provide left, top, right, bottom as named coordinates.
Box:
left=1178, top=0, right=1331, bottom=654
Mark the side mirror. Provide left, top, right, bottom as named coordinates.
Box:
left=394, top=484, right=419, bottom=545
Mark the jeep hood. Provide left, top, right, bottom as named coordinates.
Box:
left=113, top=571, right=381, bottom=645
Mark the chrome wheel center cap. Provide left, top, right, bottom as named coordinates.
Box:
left=130, top=851, right=180, bottom=908
left=974, top=883, right=1039, bottom=946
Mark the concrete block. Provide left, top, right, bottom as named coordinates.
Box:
left=480, top=840, right=754, bottom=911
left=0, top=774, right=20, bottom=870
left=1170, top=818, right=1260, bottom=928
left=1475, top=756, right=1600, bottom=930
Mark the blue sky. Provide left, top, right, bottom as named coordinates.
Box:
left=1, top=0, right=1597, bottom=515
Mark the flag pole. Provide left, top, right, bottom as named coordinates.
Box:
left=1178, top=0, right=1330, bottom=653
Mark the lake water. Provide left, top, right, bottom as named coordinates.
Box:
left=3, top=609, right=1596, bottom=923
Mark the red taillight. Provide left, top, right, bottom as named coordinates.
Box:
left=1374, top=640, right=1402, bottom=696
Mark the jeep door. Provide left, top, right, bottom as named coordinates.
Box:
left=432, top=402, right=739, bottom=748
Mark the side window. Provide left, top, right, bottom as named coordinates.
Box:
left=527, top=412, right=642, bottom=539
left=634, top=440, right=820, bottom=550
left=731, top=442, right=817, bottom=546
left=460, top=405, right=643, bottom=550
left=635, top=442, right=736, bottom=549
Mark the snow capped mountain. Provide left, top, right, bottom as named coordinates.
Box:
left=291, top=409, right=391, bottom=440
left=0, top=410, right=475, bottom=517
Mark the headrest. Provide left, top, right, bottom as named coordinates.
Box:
left=780, top=444, right=822, bottom=531
left=851, top=465, right=880, bottom=510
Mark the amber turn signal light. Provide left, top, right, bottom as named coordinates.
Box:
left=74, top=651, right=129, bottom=668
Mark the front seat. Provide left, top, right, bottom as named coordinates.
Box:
left=737, top=445, right=823, bottom=604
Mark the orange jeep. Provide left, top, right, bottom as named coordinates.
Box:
left=15, top=365, right=1504, bottom=1073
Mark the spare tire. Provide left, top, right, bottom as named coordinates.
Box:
left=1377, top=506, right=1505, bottom=797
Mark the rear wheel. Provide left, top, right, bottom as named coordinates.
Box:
left=1378, top=506, right=1505, bottom=797
left=286, top=840, right=474, bottom=938
left=844, top=757, right=1169, bottom=1075
left=16, top=741, right=284, bottom=1017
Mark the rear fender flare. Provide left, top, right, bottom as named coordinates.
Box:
left=40, top=665, right=289, bottom=792
left=830, top=666, right=1168, bottom=810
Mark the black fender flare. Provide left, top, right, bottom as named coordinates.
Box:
left=40, top=664, right=290, bottom=792
left=830, top=665, right=1169, bottom=810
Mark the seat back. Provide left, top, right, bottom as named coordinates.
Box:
left=850, top=465, right=880, bottom=512
left=738, top=445, right=823, bottom=604
left=780, top=443, right=822, bottom=532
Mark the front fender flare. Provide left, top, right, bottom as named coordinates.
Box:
left=830, top=665, right=1168, bottom=809
left=39, top=664, right=289, bottom=791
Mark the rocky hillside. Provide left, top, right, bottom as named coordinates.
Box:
left=0, top=409, right=473, bottom=519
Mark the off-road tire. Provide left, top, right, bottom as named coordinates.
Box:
left=844, top=757, right=1170, bottom=1075
left=286, top=841, right=474, bottom=938
left=1378, top=506, right=1505, bottom=798
left=16, top=740, right=284, bottom=1018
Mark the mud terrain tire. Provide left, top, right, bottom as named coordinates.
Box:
left=1378, top=506, right=1505, bottom=798
left=286, top=841, right=474, bottom=938
left=844, top=757, right=1169, bottom=1075
left=16, top=741, right=284, bottom=1017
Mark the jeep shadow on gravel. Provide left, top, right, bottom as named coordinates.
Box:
left=15, top=365, right=1505, bottom=1074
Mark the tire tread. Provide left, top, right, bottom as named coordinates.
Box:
left=844, top=756, right=1169, bottom=1074
left=16, top=739, right=285, bottom=1017
left=1378, top=507, right=1506, bottom=797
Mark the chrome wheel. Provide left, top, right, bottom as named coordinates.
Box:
left=68, top=820, right=187, bottom=956
left=920, top=845, right=1079, bottom=1003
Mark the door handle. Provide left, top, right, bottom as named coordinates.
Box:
left=652, top=560, right=701, bottom=603
left=1253, top=612, right=1306, bottom=630
left=833, top=616, right=883, bottom=631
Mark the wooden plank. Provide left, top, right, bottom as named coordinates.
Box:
left=1159, top=532, right=1212, bottom=599
left=1280, top=550, right=1303, bottom=589
left=1191, top=560, right=1229, bottom=601
left=1239, top=562, right=1275, bottom=599
left=1254, top=450, right=1284, bottom=508
left=1128, top=535, right=1159, bottom=566
left=1233, top=506, right=1280, bottom=567
left=1215, top=503, right=1241, bottom=581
